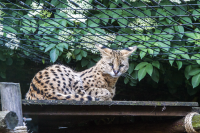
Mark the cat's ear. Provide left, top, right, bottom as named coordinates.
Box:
left=95, top=44, right=112, bottom=57
left=121, top=46, right=137, bottom=57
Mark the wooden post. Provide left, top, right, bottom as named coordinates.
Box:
left=0, top=82, right=23, bottom=126
left=0, top=111, right=18, bottom=131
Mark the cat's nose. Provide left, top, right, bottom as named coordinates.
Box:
left=113, top=70, right=119, bottom=75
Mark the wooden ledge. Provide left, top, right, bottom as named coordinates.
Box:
left=22, top=100, right=199, bottom=117
left=22, top=100, right=198, bottom=106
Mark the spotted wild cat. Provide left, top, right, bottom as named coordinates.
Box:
left=25, top=44, right=137, bottom=101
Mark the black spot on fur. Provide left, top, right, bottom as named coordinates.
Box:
left=89, top=75, right=93, bottom=78
left=57, top=94, right=61, bottom=97
left=54, top=74, right=58, bottom=76
left=89, top=91, right=92, bottom=95
left=73, top=81, right=79, bottom=87
left=39, top=75, right=43, bottom=79
left=66, top=96, right=71, bottom=99
left=95, top=92, right=98, bottom=95
left=80, top=98, right=84, bottom=101
left=41, top=83, right=44, bottom=86
left=35, top=77, right=41, bottom=83
left=63, top=82, right=66, bottom=85
left=88, top=68, right=93, bottom=73
left=45, top=80, right=49, bottom=84
left=80, top=72, right=87, bottom=77
left=31, top=83, right=37, bottom=91
left=58, top=84, right=60, bottom=86
left=51, top=86, right=54, bottom=89
left=75, top=94, right=79, bottom=98
left=44, top=89, right=48, bottom=91
left=62, top=78, right=65, bottom=80
left=55, top=66, right=60, bottom=68
left=37, top=89, right=40, bottom=94
left=51, top=97, right=58, bottom=100
left=53, top=92, right=55, bottom=94
left=87, top=96, right=92, bottom=101
left=50, top=83, right=53, bottom=86
left=61, top=74, right=63, bottom=76
left=69, top=78, right=72, bottom=81
left=41, top=90, right=43, bottom=95
left=47, top=77, right=50, bottom=79
left=57, top=81, right=60, bottom=83
left=53, top=78, right=56, bottom=81
left=91, top=84, right=94, bottom=86
left=56, top=77, right=59, bottom=79
left=75, top=86, right=78, bottom=90
left=57, top=69, right=62, bottom=72
left=44, top=72, right=48, bottom=74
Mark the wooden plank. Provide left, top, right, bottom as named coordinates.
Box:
left=0, top=82, right=23, bottom=126
left=22, top=100, right=199, bottom=106
left=22, top=105, right=196, bottom=116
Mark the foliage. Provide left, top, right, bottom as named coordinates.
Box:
left=0, top=0, right=200, bottom=96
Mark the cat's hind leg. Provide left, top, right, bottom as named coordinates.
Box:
left=85, top=88, right=112, bottom=101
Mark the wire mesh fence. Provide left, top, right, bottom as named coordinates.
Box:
left=0, top=0, right=200, bottom=65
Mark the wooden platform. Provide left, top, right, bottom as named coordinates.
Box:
left=22, top=100, right=199, bottom=116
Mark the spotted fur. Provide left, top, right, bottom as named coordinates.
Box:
left=25, top=44, right=137, bottom=101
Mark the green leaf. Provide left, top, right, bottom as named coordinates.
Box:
left=3, top=26, right=17, bottom=33
left=175, top=26, right=184, bottom=38
left=192, top=73, right=200, bottom=88
left=56, top=45, right=63, bottom=52
left=135, top=62, right=148, bottom=70
left=152, top=61, right=160, bottom=69
left=146, top=64, right=153, bottom=76
left=140, top=49, right=147, bottom=59
left=156, top=9, right=166, bottom=20
left=185, top=65, right=192, bottom=79
left=81, top=58, right=89, bottom=67
left=189, top=68, right=200, bottom=76
left=0, top=53, right=6, bottom=61
left=76, top=54, right=82, bottom=60
left=124, top=77, right=129, bottom=84
left=50, top=48, right=59, bottom=63
left=0, top=72, right=6, bottom=79
left=128, top=63, right=135, bottom=74
left=131, top=70, right=138, bottom=79
left=45, top=44, right=56, bottom=52
left=138, top=67, right=146, bottom=81
left=176, top=61, right=182, bottom=70
left=51, top=0, right=59, bottom=6
left=180, top=17, right=192, bottom=27
left=185, top=32, right=196, bottom=38
left=168, top=54, right=176, bottom=66
left=118, top=15, right=128, bottom=27
left=151, top=68, right=159, bottom=83
left=74, top=49, right=81, bottom=55
left=6, top=57, right=13, bottom=66
left=81, top=50, right=87, bottom=57
left=156, top=42, right=170, bottom=51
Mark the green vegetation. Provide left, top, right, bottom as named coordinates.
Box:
left=0, top=0, right=200, bottom=96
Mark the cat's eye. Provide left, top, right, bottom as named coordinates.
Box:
left=120, top=64, right=124, bottom=67
left=108, top=63, right=113, bottom=66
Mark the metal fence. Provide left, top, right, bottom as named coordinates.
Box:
left=0, top=0, right=200, bottom=65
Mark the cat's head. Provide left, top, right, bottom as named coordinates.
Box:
left=96, top=44, right=137, bottom=78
